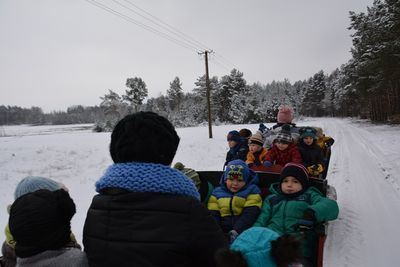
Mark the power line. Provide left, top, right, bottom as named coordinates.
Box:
left=84, top=0, right=200, bottom=52
left=84, top=0, right=245, bottom=78
left=116, top=0, right=211, bottom=51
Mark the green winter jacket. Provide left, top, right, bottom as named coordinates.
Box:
left=253, top=183, right=339, bottom=258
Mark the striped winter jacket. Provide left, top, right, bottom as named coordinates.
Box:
left=207, top=170, right=262, bottom=234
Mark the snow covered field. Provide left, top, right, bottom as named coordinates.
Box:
left=1, top=118, right=399, bottom=266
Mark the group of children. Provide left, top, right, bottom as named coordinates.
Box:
left=206, top=160, right=338, bottom=267
left=225, top=106, right=335, bottom=177
left=207, top=106, right=338, bottom=266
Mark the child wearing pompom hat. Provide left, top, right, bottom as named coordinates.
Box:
left=263, top=125, right=302, bottom=172
left=264, top=105, right=301, bottom=150
left=253, top=163, right=339, bottom=266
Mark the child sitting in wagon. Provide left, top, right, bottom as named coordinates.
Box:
left=253, top=163, right=339, bottom=266
left=225, top=130, right=249, bottom=167
left=245, top=132, right=268, bottom=171
left=208, top=160, right=262, bottom=243
left=314, top=127, right=335, bottom=156
left=297, top=127, right=325, bottom=177
left=263, top=124, right=302, bottom=172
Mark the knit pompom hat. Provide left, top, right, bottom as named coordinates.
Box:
left=277, top=106, right=293, bottom=124
left=14, top=176, right=62, bottom=200
left=227, top=130, right=241, bottom=143
left=110, top=112, right=180, bottom=165
left=280, top=163, right=309, bottom=190
left=9, top=189, right=76, bottom=258
left=248, top=132, right=264, bottom=146
left=173, top=162, right=201, bottom=190
left=274, top=124, right=293, bottom=144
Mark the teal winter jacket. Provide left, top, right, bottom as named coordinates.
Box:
left=253, top=183, right=338, bottom=257
left=231, top=227, right=279, bottom=267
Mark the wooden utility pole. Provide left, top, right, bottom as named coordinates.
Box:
left=199, top=50, right=213, bottom=138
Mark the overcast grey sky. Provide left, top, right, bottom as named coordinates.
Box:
left=0, top=0, right=373, bottom=112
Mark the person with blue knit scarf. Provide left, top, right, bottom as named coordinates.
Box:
left=83, top=112, right=227, bottom=267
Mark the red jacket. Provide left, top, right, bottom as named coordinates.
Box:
left=264, top=143, right=302, bottom=166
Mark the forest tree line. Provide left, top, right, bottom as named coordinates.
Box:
left=1, top=0, right=398, bottom=127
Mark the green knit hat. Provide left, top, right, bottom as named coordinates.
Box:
left=173, top=162, right=201, bottom=190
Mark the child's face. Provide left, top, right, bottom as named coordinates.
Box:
left=303, top=137, right=314, bottom=145
left=276, top=141, right=289, bottom=151
left=226, top=177, right=246, bottom=193
left=228, top=140, right=238, bottom=148
left=281, top=176, right=303, bottom=194
left=249, top=143, right=262, bottom=153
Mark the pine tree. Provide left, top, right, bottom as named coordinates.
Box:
left=123, top=77, right=148, bottom=112
left=167, top=77, right=184, bottom=111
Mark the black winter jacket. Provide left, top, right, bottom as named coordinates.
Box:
left=83, top=190, right=228, bottom=267
left=297, top=140, right=324, bottom=168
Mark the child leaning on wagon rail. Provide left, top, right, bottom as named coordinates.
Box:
left=263, top=125, right=302, bottom=172
left=297, top=127, right=325, bottom=177
left=208, top=160, right=262, bottom=243
left=245, top=132, right=268, bottom=170
left=253, top=163, right=339, bottom=267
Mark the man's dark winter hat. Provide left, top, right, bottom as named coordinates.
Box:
left=299, top=127, right=317, bottom=139
left=9, top=189, right=76, bottom=258
left=110, top=112, right=180, bottom=165
left=227, top=130, right=241, bottom=143
left=275, top=124, right=292, bottom=144
left=280, top=163, right=309, bottom=190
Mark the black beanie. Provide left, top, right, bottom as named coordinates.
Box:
left=280, top=163, right=309, bottom=191
left=110, top=112, right=180, bottom=165
left=9, top=189, right=76, bottom=258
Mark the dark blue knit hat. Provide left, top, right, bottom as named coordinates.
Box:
left=227, top=130, right=241, bottom=143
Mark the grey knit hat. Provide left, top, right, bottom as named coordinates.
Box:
left=14, top=176, right=62, bottom=200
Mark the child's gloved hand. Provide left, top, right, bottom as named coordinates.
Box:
left=259, top=123, right=267, bottom=133
left=228, top=230, right=239, bottom=243
left=307, top=164, right=323, bottom=176
left=297, top=209, right=315, bottom=230
left=263, top=161, right=272, bottom=167
left=325, top=139, right=334, bottom=147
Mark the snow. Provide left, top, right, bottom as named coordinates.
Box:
left=1, top=118, right=400, bottom=266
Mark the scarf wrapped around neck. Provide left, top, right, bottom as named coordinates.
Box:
left=96, top=162, right=200, bottom=200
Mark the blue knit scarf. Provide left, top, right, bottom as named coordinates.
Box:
left=96, top=162, right=200, bottom=200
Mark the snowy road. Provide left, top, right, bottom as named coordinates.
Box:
left=321, top=119, right=400, bottom=267
left=0, top=118, right=399, bottom=266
